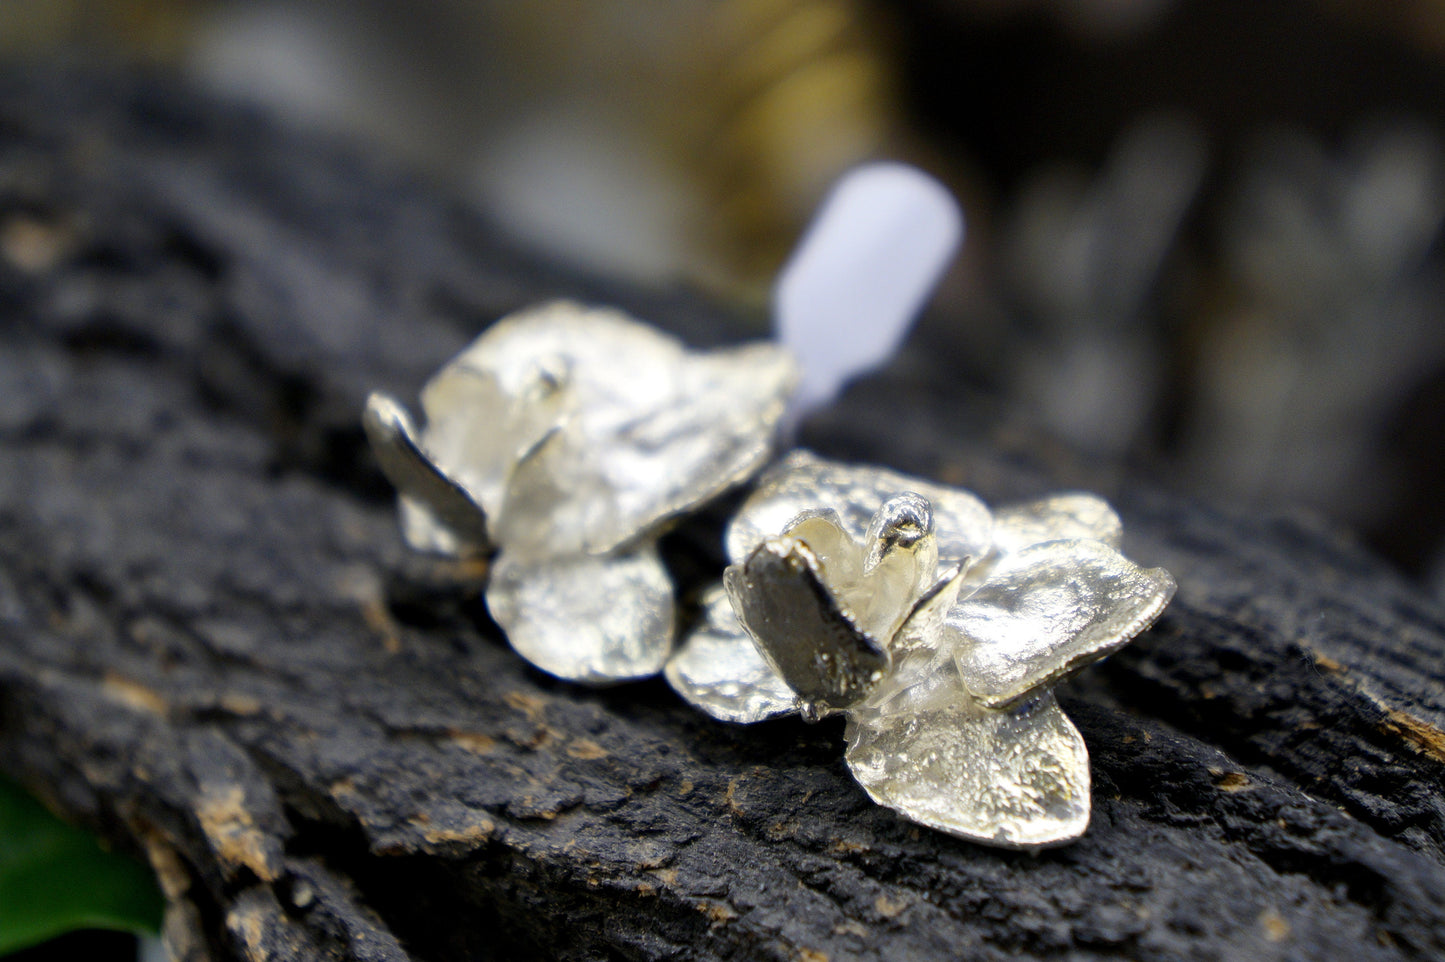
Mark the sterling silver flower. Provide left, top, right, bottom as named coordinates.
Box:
left=364, top=301, right=798, bottom=684
left=666, top=451, right=1176, bottom=848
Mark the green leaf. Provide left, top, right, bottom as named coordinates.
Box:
left=0, top=777, right=163, bottom=956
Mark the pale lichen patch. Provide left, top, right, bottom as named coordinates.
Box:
left=1209, top=769, right=1252, bottom=792
left=410, top=817, right=496, bottom=847
left=566, top=739, right=608, bottom=760
left=874, top=894, right=908, bottom=919
left=0, top=214, right=73, bottom=272
left=197, top=784, right=278, bottom=882
left=448, top=731, right=498, bottom=755
left=1382, top=709, right=1445, bottom=763
left=1259, top=908, right=1291, bottom=943
left=697, top=899, right=739, bottom=926
left=102, top=672, right=168, bottom=716
left=505, top=690, right=548, bottom=720
left=226, top=903, right=269, bottom=959
left=137, top=828, right=192, bottom=899
left=219, top=693, right=262, bottom=716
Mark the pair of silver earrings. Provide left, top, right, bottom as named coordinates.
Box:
left=363, top=298, right=1175, bottom=850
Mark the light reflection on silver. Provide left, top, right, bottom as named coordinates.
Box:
left=663, top=585, right=799, bottom=723
left=725, top=451, right=993, bottom=568
left=948, top=539, right=1175, bottom=709
left=846, top=682, right=1091, bottom=850
left=666, top=451, right=1175, bottom=848
left=488, top=548, right=673, bottom=685
left=989, top=493, right=1122, bottom=555
left=362, top=394, right=493, bottom=557
left=366, top=301, right=798, bottom=684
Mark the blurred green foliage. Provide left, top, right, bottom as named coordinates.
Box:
left=0, top=777, right=162, bottom=956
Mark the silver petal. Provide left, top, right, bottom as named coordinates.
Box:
left=726, top=536, right=890, bottom=719
left=843, top=493, right=939, bottom=643
left=418, top=353, right=568, bottom=522
left=727, top=451, right=992, bottom=567
left=489, top=306, right=797, bottom=560
left=780, top=509, right=863, bottom=587
left=441, top=301, right=673, bottom=400
left=664, top=585, right=799, bottom=723
left=485, top=547, right=674, bottom=685
left=948, top=539, right=1177, bottom=708
left=777, top=507, right=925, bottom=656
left=990, top=494, right=1123, bottom=554
left=890, top=562, right=968, bottom=657
left=844, top=663, right=1091, bottom=849
left=362, top=393, right=492, bottom=556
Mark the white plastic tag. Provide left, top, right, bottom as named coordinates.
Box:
left=775, top=163, right=963, bottom=417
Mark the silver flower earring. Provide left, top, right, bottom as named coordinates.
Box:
left=359, top=162, right=957, bottom=685
left=364, top=300, right=798, bottom=684
left=666, top=451, right=1176, bottom=849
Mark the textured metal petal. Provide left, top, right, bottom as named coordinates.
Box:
left=442, top=301, right=670, bottom=399
left=770, top=504, right=940, bottom=650
left=417, top=353, right=567, bottom=521
left=843, top=493, right=939, bottom=643
left=726, top=451, right=992, bottom=567
left=481, top=303, right=797, bottom=559
left=844, top=660, right=1091, bottom=849
left=485, top=547, right=674, bottom=685
left=990, top=494, right=1123, bottom=555
left=362, top=393, right=492, bottom=556
left=664, top=585, right=799, bottom=723
left=780, top=509, right=863, bottom=587
left=890, top=562, right=968, bottom=656
left=726, top=536, right=889, bottom=719
left=948, top=539, right=1177, bottom=708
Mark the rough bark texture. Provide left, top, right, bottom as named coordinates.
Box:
left=1, top=67, right=1443, bottom=961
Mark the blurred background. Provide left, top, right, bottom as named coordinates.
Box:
left=4, top=0, right=1445, bottom=595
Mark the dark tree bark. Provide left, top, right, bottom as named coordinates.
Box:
left=0, top=67, right=1442, bottom=961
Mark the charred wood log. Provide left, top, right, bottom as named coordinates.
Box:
left=0, top=67, right=1442, bottom=961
